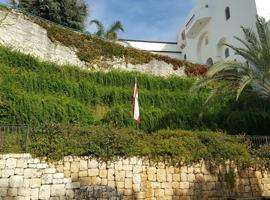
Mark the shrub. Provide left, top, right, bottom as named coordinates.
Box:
left=0, top=45, right=270, bottom=134
left=27, top=124, right=251, bottom=165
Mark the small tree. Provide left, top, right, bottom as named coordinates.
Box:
left=90, top=19, right=124, bottom=40
left=11, top=0, right=88, bottom=30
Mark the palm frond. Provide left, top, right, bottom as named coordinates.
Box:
left=105, top=21, right=124, bottom=40
left=89, top=19, right=105, bottom=37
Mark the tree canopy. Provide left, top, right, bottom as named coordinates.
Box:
left=11, top=0, right=88, bottom=30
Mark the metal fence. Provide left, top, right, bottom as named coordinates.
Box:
left=245, top=135, right=270, bottom=149
left=0, top=125, right=30, bottom=152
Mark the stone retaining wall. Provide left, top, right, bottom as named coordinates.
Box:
left=0, top=9, right=186, bottom=77
left=0, top=154, right=270, bottom=199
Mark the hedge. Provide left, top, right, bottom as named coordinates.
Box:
left=1, top=124, right=251, bottom=165
left=0, top=46, right=270, bottom=134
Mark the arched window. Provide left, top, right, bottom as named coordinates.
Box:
left=225, top=48, right=230, bottom=58
left=184, top=54, right=187, bottom=60
left=206, top=58, right=214, bottom=67
left=225, top=7, right=231, bottom=20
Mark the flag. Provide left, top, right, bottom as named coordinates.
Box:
left=132, top=79, right=140, bottom=124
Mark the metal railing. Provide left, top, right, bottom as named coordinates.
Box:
left=0, top=125, right=30, bottom=152
left=245, top=135, right=270, bottom=149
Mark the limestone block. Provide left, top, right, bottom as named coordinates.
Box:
left=63, top=162, right=70, bottom=171
left=37, top=163, right=48, bottom=169
left=99, top=162, right=107, bottom=170
left=125, top=178, right=132, bottom=189
left=24, top=169, right=36, bottom=178
left=52, top=178, right=63, bottom=184
left=88, top=169, right=99, bottom=177
left=167, top=173, right=173, bottom=182
left=51, top=184, right=65, bottom=196
left=0, top=160, right=5, bottom=169
left=135, top=191, right=145, bottom=199
left=41, top=174, right=53, bottom=184
left=2, top=169, right=14, bottom=178
left=18, top=187, right=31, bottom=197
left=108, top=180, right=116, bottom=188
left=70, top=162, right=79, bottom=173
left=15, top=168, right=24, bottom=175
left=180, top=182, right=190, bottom=189
left=172, top=182, right=180, bottom=189
left=88, top=159, right=99, bottom=169
left=39, top=185, right=51, bottom=199
left=65, top=182, right=80, bottom=189
left=133, top=174, right=141, bottom=185
left=16, top=158, right=27, bottom=169
left=10, top=175, right=24, bottom=187
left=115, top=170, right=125, bottom=181
left=116, top=181, right=124, bottom=189
left=173, top=174, right=180, bottom=182
left=154, top=189, right=165, bottom=197
left=99, top=169, right=107, bottom=178
left=108, top=169, right=115, bottom=181
left=78, top=170, right=87, bottom=178
left=79, top=160, right=88, bottom=171
left=157, top=169, right=166, bottom=182
left=165, top=189, right=174, bottom=196
left=180, top=166, right=188, bottom=173
left=123, top=164, right=133, bottom=171
left=71, top=173, right=78, bottom=181
left=133, top=165, right=142, bottom=174
left=125, top=170, right=133, bottom=178
left=78, top=177, right=91, bottom=186
left=115, top=161, right=123, bottom=171
left=44, top=168, right=56, bottom=174
left=188, top=174, right=195, bottom=182
left=0, top=188, right=7, bottom=196
left=151, top=182, right=161, bottom=189
left=23, top=178, right=30, bottom=188
left=6, top=158, right=17, bottom=169
left=28, top=158, right=39, bottom=164
left=31, top=188, right=39, bottom=199
left=53, top=173, right=64, bottom=179
left=66, top=189, right=74, bottom=199
left=181, top=173, right=188, bottom=182
left=8, top=188, right=18, bottom=196
left=101, top=178, right=107, bottom=185
left=30, top=178, right=41, bottom=188
left=130, top=157, right=138, bottom=165
left=0, top=178, right=9, bottom=187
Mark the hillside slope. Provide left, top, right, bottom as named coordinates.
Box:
left=0, top=46, right=269, bottom=134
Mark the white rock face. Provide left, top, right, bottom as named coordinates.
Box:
left=0, top=9, right=85, bottom=68
left=112, top=59, right=186, bottom=77
left=0, top=9, right=186, bottom=77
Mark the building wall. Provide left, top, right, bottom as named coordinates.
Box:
left=178, top=0, right=258, bottom=64
left=119, top=40, right=182, bottom=59
left=255, top=0, right=270, bottom=21
left=1, top=154, right=270, bottom=199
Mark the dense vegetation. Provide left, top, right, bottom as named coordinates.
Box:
left=10, top=0, right=88, bottom=30
left=0, top=46, right=269, bottom=135
left=2, top=124, right=250, bottom=165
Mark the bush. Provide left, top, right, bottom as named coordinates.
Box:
left=27, top=124, right=251, bottom=165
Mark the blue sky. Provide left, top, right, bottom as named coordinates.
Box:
left=0, top=0, right=195, bottom=41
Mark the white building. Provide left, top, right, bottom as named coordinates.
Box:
left=119, top=39, right=182, bottom=59
left=178, top=0, right=270, bottom=65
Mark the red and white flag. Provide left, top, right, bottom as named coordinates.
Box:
left=132, top=79, right=140, bottom=124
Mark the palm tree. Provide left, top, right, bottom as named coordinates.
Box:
left=193, top=16, right=270, bottom=102
left=90, top=19, right=124, bottom=40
